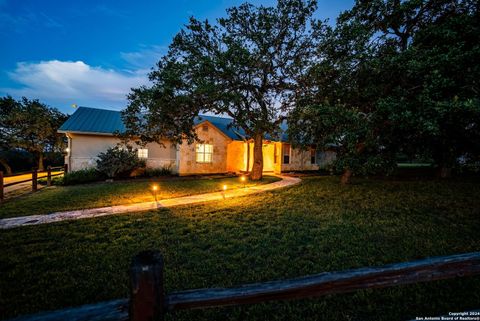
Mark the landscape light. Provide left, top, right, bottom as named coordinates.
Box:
left=241, top=176, right=246, bottom=188
left=221, top=184, right=227, bottom=200
left=152, top=185, right=159, bottom=201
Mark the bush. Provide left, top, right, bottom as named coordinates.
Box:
left=145, top=165, right=173, bottom=177
left=38, top=176, right=64, bottom=186
left=63, top=168, right=105, bottom=185
left=96, top=146, right=145, bottom=179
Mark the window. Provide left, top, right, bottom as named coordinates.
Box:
left=310, top=148, right=316, bottom=164
left=274, top=145, right=278, bottom=164
left=137, top=148, right=148, bottom=159
left=283, top=144, right=291, bottom=164
left=196, top=144, right=213, bottom=163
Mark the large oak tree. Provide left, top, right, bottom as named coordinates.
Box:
left=289, top=0, right=480, bottom=183
left=122, top=0, right=322, bottom=180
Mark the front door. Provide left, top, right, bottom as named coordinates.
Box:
left=262, top=143, right=275, bottom=172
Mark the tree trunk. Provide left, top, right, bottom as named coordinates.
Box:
left=341, top=168, right=353, bottom=185
left=251, top=133, right=264, bottom=181
left=37, top=152, right=45, bottom=171
left=0, top=158, right=12, bottom=175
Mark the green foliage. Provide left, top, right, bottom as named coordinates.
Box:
left=145, top=165, right=173, bottom=177
left=0, top=96, right=68, bottom=171
left=1, top=177, right=479, bottom=320
left=122, top=0, right=323, bottom=179
left=63, top=168, right=106, bottom=186
left=96, top=146, right=146, bottom=179
left=289, top=0, right=480, bottom=181
left=38, top=176, right=64, bottom=186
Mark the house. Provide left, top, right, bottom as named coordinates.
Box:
left=58, top=107, right=336, bottom=175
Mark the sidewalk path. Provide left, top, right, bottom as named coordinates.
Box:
left=0, top=176, right=301, bottom=229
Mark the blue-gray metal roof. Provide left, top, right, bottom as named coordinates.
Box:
left=58, top=107, right=126, bottom=134
left=58, top=106, right=288, bottom=141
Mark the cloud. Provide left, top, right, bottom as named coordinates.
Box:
left=1, top=60, right=149, bottom=110
left=120, top=45, right=167, bottom=70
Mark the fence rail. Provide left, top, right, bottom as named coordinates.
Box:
left=0, top=165, right=67, bottom=201
left=7, top=251, right=480, bottom=321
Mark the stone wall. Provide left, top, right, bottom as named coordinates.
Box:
left=177, top=121, right=232, bottom=175
left=280, top=143, right=320, bottom=172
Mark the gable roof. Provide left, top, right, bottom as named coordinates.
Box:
left=58, top=106, right=288, bottom=141
left=58, top=107, right=125, bottom=135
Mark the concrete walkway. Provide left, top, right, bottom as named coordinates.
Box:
left=0, top=175, right=301, bottom=229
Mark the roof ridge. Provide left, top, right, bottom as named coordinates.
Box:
left=77, top=106, right=121, bottom=113
left=197, top=114, right=233, bottom=120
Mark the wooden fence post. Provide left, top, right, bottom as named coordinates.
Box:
left=0, top=171, right=3, bottom=201
left=130, top=251, right=165, bottom=321
left=32, top=168, right=38, bottom=192
left=64, top=163, right=68, bottom=174
left=47, top=166, right=52, bottom=187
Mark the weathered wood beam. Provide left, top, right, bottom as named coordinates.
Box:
left=8, top=299, right=128, bottom=321
left=166, top=252, right=480, bottom=311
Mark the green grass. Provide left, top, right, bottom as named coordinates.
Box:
left=0, top=176, right=479, bottom=320
left=0, top=176, right=279, bottom=218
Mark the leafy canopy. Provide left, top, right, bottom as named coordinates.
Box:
left=122, top=0, right=323, bottom=145
left=289, top=0, right=480, bottom=179
left=0, top=96, right=67, bottom=170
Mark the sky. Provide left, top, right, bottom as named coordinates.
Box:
left=0, top=0, right=354, bottom=114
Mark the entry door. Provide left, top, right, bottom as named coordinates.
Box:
left=262, top=143, right=275, bottom=171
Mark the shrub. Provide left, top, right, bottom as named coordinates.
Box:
left=145, top=165, right=173, bottom=177
left=38, top=176, right=64, bottom=186
left=63, top=168, right=105, bottom=185
left=96, top=146, right=145, bottom=179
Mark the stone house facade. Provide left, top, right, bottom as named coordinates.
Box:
left=58, top=107, right=336, bottom=175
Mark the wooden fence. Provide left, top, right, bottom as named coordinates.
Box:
left=0, top=165, right=67, bottom=201
left=7, top=251, right=480, bottom=321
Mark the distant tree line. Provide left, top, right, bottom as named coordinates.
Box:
left=122, top=0, right=479, bottom=183
left=0, top=96, right=67, bottom=174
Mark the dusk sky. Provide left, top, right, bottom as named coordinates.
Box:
left=0, top=0, right=354, bottom=114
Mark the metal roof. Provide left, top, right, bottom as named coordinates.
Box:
left=58, top=107, right=125, bottom=134
left=58, top=106, right=289, bottom=141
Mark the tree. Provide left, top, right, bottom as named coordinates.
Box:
left=289, top=0, right=480, bottom=183
left=378, top=1, right=480, bottom=177
left=122, top=0, right=323, bottom=180
left=0, top=96, right=20, bottom=174
left=0, top=96, right=67, bottom=171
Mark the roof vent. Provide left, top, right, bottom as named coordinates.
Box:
left=202, top=125, right=209, bottom=132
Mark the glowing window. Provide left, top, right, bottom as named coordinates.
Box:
left=137, top=149, right=148, bottom=159
left=196, top=144, right=213, bottom=163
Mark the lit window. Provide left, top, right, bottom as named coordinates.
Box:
left=283, top=144, right=291, bottom=164
left=196, top=144, right=213, bottom=163
left=137, top=149, right=148, bottom=159
left=310, top=148, right=316, bottom=164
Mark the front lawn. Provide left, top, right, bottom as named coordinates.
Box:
left=0, top=176, right=479, bottom=320
left=0, top=175, right=279, bottom=218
